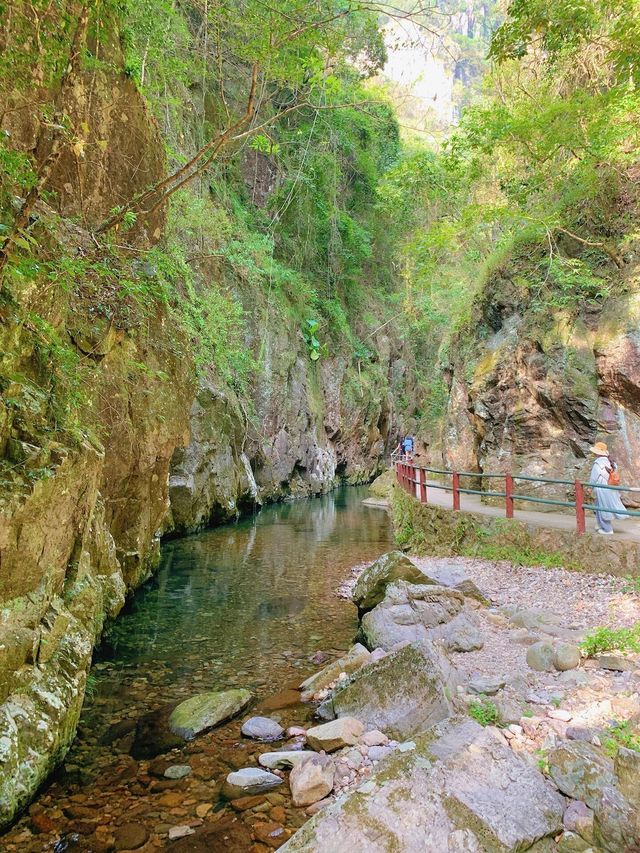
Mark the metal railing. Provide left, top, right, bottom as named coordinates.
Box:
left=395, top=462, right=640, bottom=535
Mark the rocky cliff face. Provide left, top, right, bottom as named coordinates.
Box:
left=0, top=16, right=407, bottom=830
left=432, top=251, right=640, bottom=504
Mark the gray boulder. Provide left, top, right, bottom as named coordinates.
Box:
left=352, top=552, right=431, bottom=613
left=169, top=689, right=252, bottom=740
left=361, top=580, right=479, bottom=653
left=240, top=716, right=284, bottom=741
left=318, top=643, right=456, bottom=740
left=526, top=641, right=556, bottom=672
left=279, top=719, right=564, bottom=852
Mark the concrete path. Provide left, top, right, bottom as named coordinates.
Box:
left=411, top=480, right=640, bottom=544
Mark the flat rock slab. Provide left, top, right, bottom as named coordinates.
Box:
left=259, top=751, right=318, bottom=770
left=241, top=716, right=284, bottom=741
left=595, top=654, right=637, bottom=672
left=169, top=689, right=252, bottom=740
left=279, top=719, right=564, bottom=852
left=223, top=768, right=283, bottom=800
left=467, top=676, right=506, bottom=696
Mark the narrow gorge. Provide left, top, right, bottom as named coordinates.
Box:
left=1, top=1, right=640, bottom=851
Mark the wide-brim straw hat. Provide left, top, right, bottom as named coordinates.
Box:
left=589, top=441, right=609, bottom=456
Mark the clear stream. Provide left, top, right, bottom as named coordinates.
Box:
left=3, top=486, right=392, bottom=851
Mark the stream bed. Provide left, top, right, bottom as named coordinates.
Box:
left=3, top=486, right=392, bottom=852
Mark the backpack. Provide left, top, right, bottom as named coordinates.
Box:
left=608, top=462, right=621, bottom=486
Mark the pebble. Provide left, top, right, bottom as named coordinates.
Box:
left=168, top=825, right=195, bottom=840
left=164, top=764, right=192, bottom=779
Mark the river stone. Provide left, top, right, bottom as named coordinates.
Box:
left=352, top=551, right=432, bottom=612
left=299, top=644, right=371, bottom=701
left=306, top=718, right=364, bottom=752
left=318, top=643, right=455, bottom=740
left=360, top=580, right=467, bottom=651
left=169, top=689, right=252, bottom=740
left=241, top=716, right=284, bottom=741
left=164, top=764, right=192, bottom=779
left=467, top=676, right=506, bottom=696
left=527, top=641, right=556, bottom=672
left=547, top=742, right=616, bottom=809
left=258, top=751, right=317, bottom=770
left=443, top=622, right=484, bottom=652
left=279, top=718, right=564, bottom=852
left=553, top=643, right=581, bottom=672
left=289, top=754, right=336, bottom=807
left=222, top=768, right=283, bottom=800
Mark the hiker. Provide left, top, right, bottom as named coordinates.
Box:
left=588, top=441, right=627, bottom=534
left=402, top=435, right=414, bottom=460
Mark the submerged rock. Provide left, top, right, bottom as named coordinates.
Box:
left=280, top=718, right=564, bottom=852
left=289, top=754, right=336, bottom=807
left=169, top=689, right=252, bottom=740
left=318, top=643, right=455, bottom=740
left=223, top=768, right=283, bottom=799
left=352, top=552, right=430, bottom=613
left=241, top=716, right=284, bottom=741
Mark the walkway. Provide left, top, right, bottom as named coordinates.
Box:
left=419, top=479, right=640, bottom=543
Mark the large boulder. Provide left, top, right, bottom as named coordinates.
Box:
left=318, top=643, right=456, bottom=740
left=352, top=552, right=431, bottom=613
left=360, top=580, right=481, bottom=654
left=280, top=719, right=565, bottom=852
left=169, top=689, right=252, bottom=740
left=299, top=644, right=371, bottom=702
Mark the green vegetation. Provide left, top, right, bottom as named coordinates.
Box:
left=603, top=720, right=640, bottom=758
left=579, top=623, right=640, bottom=657
left=461, top=542, right=576, bottom=571
left=468, top=697, right=502, bottom=727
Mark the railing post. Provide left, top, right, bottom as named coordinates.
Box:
left=419, top=467, right=427, bottom=503
left=575, top=480, right=586, bottom=534
left=452, top=471, right=460, bottom=511
left=505, top=473, right=514, bottom=519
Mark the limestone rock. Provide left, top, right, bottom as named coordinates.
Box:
left=454, top=578, right=491, bottom=606
left=467, top=676, right=506, bottom=695
left=306, top=718, right=364, bottom=753
left=553, top=643, right=581, bottom=672
left=547, top=742, right=616, bottom=809
left=241, top=716, right=284, bottom=742
left=279, top=719, right=564, bottom=852
left=360, top=580, right=471, bottom=652
left=169, top=689, right=252, bottom=740
left=526, top=641, right=556, bottom=672
left=258, top=751, right=317, bottom=770
left=352, top=552, right=430, bottom=613
left=319, top=643, right=455, bottom=740
left=223, top=768, right=283, bottom=800
left=299, top=644, right=371, bottom=702
left=289, top=754, right=335, bottom=807
left=443, top=622, right=484, bottom=652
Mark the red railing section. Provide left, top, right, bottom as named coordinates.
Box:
left=395, top=461, right=640, bottom=535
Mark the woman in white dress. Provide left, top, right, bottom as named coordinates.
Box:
left=589, top=442, right=627, bottom=534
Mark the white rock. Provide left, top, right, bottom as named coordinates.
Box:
left=168, top=826, right=195, bottom=840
